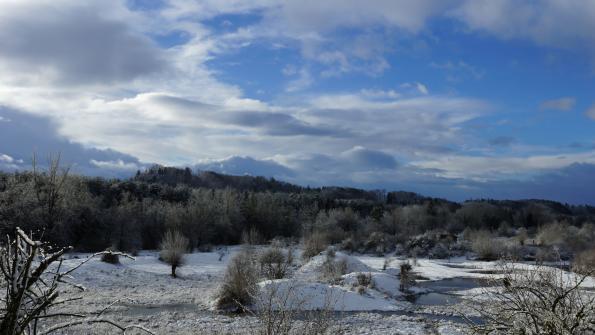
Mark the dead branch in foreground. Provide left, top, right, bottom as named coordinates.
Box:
left=465, top=261, right=595, bottom=335
left=0, top=227, right=152, bottom=335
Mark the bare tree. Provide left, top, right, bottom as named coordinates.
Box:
left=31, top=153, right=70, bottom=233
left=0, top=227, right=152, bottom=335
left=160, top=230, right=189, bottom=278
left=466, top=261, right=595, bottom=334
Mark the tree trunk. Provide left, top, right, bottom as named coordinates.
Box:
left=171, top=264, right=177, bottom=278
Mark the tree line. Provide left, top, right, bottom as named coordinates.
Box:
left=1, top=162, right=594, bottom=255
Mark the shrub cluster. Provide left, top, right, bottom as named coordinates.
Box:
left=215, top=250, right=259, bottom=311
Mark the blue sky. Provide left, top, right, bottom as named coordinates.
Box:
left=1, top=0, right=595, bottom=203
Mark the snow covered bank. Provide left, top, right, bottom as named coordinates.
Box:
left=256, top=279, right=409, bottom=311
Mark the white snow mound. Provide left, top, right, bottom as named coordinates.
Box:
left=295, top=251, right=373, bottom=281
left=256, top=279, right=407, bottom=311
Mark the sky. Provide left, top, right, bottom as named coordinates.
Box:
left=1, top=0, right=595, bottom=204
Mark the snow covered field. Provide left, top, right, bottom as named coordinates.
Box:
left=48, top=247, right=594, bottom=334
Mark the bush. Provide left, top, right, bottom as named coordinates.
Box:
left=215, top=250, right=259, bottom=311
left=535, top=246, right=559, bottom=263
left=197, top=244, right=213, bottom=252
left=399, top=262, right=413, bottom=292
left=160, top=230, right=189, bottom=278
left=302, top=232, right=328, bottom=260
left=100, top=249, right=120, bottom=264
left=363, top=232, right=390, bottom=255
left=503, top=243, right=524, bottom=261
left=340, top=236, right=358, bottom=253
left=470, top=230, right=505, bottom=261
left=428, top=243, right=449, bottom=259
left=259, top=246, right=290, bottom=280
left=572, top=248, right=595, bottom=275
left=496, top=221, right=515, bottom=237
left=356, top=272, right=373, bottom=287
left=470, top=262, right=595, bottom=334
left=242, top=227, right=263, bottom=245
left=320, top=249, right=347, bottom=284
left=515, top=227, right=529, bottom=246
left=536, top=221, right=581, bottom=254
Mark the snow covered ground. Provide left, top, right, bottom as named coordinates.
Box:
left=43, top=247, right=594, bottom=334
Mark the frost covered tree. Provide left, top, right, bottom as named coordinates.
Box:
left=31, top=153, right=70, bottom=236
left=0, top=227, right=151, bottom=335
left=160, top=230, right=188, bottom=278
left=467, top=262, right=595, bottom=334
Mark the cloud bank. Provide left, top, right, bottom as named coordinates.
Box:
left=0, top=0, right=594, bottom=204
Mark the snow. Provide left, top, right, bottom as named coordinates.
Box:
left=295, top=250, right=373, bottom=281
left=44, top=248, right=594, bottom=334
left=257, top=279, right=408, bottom=311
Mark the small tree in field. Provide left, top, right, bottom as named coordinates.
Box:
left=160, top=230, right=188, bottom=278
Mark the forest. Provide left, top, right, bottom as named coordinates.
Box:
left=1, top=163, right=594, bottom=263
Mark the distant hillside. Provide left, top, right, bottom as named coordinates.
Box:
left=133, top=165, right=454, bottom=205
left=134, top=165, right=303, bottom=193
left=133, top=165, right=595, bottom=217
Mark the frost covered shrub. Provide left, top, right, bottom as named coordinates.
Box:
left=469, top=262, right=595, bottom=334
left=259, top=246, right=290, bottom=280
left=356, top=272, right=373, bottom=288
left=100, top=248, right=120, bottom=264
left=536, top=221, right=581, bottom=254
left=572, top=248, right=595, bottom=275
left=535, top=246, right=559, bottom=263
left=364, top=232, right=391, bottom=255
left=428, top=243, right=449, bottom=259
left=302, top=232, right=327, bottom=260
left=399, top=262, right=413, bottom=292
left=470, top=230, right=505, bottom=261
left=321, top=249, right=347, bottom=284
left=502, top=243, right=524, bottom=261
left=496, top=221, right=515, bottom=237
left=340, top=236, right=358, bottom=253
left=215, top=250, right=259, bottom=311
left=160, top=230, right=189, bottom=278
left=0, top=228, right=145, bottom=335
left=515, top=227, right=529, bottom=246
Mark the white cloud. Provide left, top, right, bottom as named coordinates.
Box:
left=195, top=156, right=294, bottom=177
left=0, top=0, right=166, bottom=87
left=1, top=0, right=593, bottom=193
left=0, top=154, right=16, bottom=163
left=282, top=64, right=298, bottom=76
left=540, top=97, right=576, bottom=111
left=90, top=159, right=140, bottom=171
left=430, top=60, right=485, bottom=81
left=416, top=83, right=429, bottom=95
left=412, top=151, right=595, bottom=181
left=0, top=153, right=23, bottom=170
left=286, top=67, right=313, bottom=92
left=451, top=0, right=595, bottom=54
